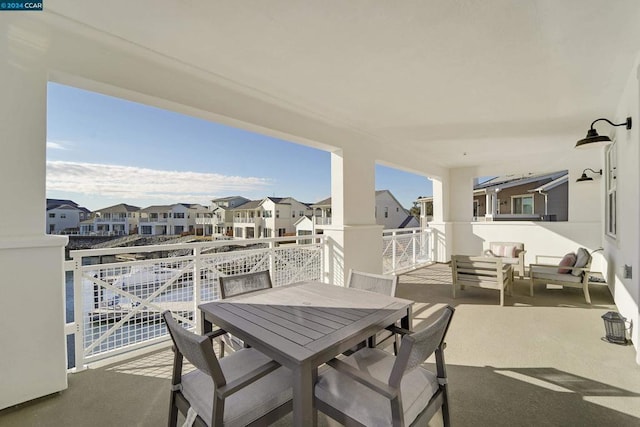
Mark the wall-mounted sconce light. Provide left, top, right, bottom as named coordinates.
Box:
left=575, top=117, right=632, bottom=149
left=576, top=168, right=602, bottom=182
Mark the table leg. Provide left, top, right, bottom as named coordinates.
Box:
left=401, top=305, right=413, bottom=330
left=201, top=314, right=212, bottom=334
left=293, top=363, right=317, bottom=427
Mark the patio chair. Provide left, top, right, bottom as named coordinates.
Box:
left=315, top=305, right=455, bottom=427
left=529, top=248, right=593, bottom=303
left=217, top=270, right=272, bottom=357
left=161, top=311, right=293, bottom=427
left=347, top=269, right=400, bottom=354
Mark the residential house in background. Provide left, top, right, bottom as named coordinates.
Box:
left=230, top=197, right=312, bottom=239
left=298, top=190, right=419, bottom=236
left=375, top=190, right=420, bottom=229
left=197, top=196, right=250, bottom=237
left=45, top=199, right=90, bottom=234
left=80, top=203, right=140, bottom=236
left=138, top=203, right=209, bottom=235
left=474, top=171, right=568, bottom=221
left=416, top=196, right=433, bottom=229
left=311, top=197, right=332, bottom=226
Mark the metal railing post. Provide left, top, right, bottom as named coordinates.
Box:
left=269, top=240, right=276, bottom=284
left=72, top=254, right=86, bottom=371
left=193, top=247, right=202, bottom=334
left=391, top=231, right=397, bottom=272
left=412, top=229, right=417, bottom=267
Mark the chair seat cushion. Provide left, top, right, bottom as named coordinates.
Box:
left=315, top=348, right=438, bottom=426
left=531, top=266, right=583, bottom=283
left=181, top=348, right=292, bottom=427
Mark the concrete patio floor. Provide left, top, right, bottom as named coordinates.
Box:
left=1, top=263, right=639, bottom=426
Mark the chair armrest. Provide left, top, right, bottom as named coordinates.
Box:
left=530, top=263, right=590, bottom=272
left=483, top=249, right=495, bottom=257
left=326, top=358, right=397, bottom=399
left=204, top=329, right=227, bottom=341
left=216, top=360, right=281, bottom=398
left=385, top=325, right=412, bottom=336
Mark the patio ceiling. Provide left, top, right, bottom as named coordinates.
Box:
left=45, top=1, right=640, bottom=168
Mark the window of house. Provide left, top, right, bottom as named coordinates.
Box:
left=49, top=213, right=55, bottom=218
left=174, top=213, right=185, bottom=219
left=263, top=210, right=272, bottom=218
left=606, top=142, right=617, bottom=237
left=512, top=195, right=534, bottom=214
left=276, top=210, right=280, bottom=218
left=299, top=211, right=304, bottom=217
left=234, top=227, right=243, bottom=238
left=246, top=227, right=254, bottom=238
left=278, top=228, right=286, bottom=236
left=384, top=207, right=388, bottom=218
left=264, top=228, right=272, bottom=238
left=60, top=214, right=66, bottom=219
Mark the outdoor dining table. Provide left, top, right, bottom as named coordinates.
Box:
left=199, top=280, right=413, bottom=426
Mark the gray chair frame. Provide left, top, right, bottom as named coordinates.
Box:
left=217, top=270, right=273, bottom=357
left=162, top=311, right=292, bottom=427
left=347, top=269, right=400, bottom=354
left=316, top=305, right=455, bottom=427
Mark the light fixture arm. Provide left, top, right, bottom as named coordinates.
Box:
left=589, top=117, right=632, bottom=131
left=582, top=168, right=602, bottom=175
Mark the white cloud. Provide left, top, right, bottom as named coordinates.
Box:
left=46, top=140, right=70, bottom=150
left=46, top=161, right=272, bottom=202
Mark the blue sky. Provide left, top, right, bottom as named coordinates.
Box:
left=46, top=83, right=432, bottom=211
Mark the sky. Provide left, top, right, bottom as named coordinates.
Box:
left=46, top=83, right=433, bottom=211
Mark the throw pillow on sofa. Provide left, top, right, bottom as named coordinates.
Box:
left=571, top=247, right=591, bottom=276
left=558, top=252, right=577, bottom=274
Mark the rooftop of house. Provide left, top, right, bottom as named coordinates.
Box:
left=95, top=203, right=141, bottom=213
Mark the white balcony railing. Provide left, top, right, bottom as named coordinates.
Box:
left=382, top=227, right=433, bottom=274
left=65, top=235, right=326, bottom=370
left=234, top=217, right=261, bottom=224
left=62, top=228, right=432, bottom=370
left=313, top=216, right=332, bottom=225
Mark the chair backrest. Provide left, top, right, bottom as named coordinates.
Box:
left=388, top=306, right=454, bottom=388
left=347, top=269, right=398, bottom=296
left=162, top=311, right=225, bottom=386
left=219, top=270, right=273, bottom=299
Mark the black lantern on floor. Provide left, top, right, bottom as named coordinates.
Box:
left=601, top=311, right=628, bottom=344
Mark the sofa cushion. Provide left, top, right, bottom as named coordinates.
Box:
left=490, top=244, right=517, bottom=258
left=530, top=266, right=584, bottom=283
left=557, top=253, right=576, bottom=274
left=572, top=247, right=591, bottom=276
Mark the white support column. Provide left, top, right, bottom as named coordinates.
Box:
left=0, top=18, right=68, bottom=410
left=485, top=192, right=492, bottom=217
left=429, top=174, right=453, bottom=262
left=323, top=148, right=383, bottom=286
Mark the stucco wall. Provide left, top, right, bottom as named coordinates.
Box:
left=605, top=58, right=640, bottom=363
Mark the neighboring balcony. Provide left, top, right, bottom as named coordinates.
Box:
left=313, top=216, right=332, bottom=226
left=233, top=217, right=263, bottom=224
